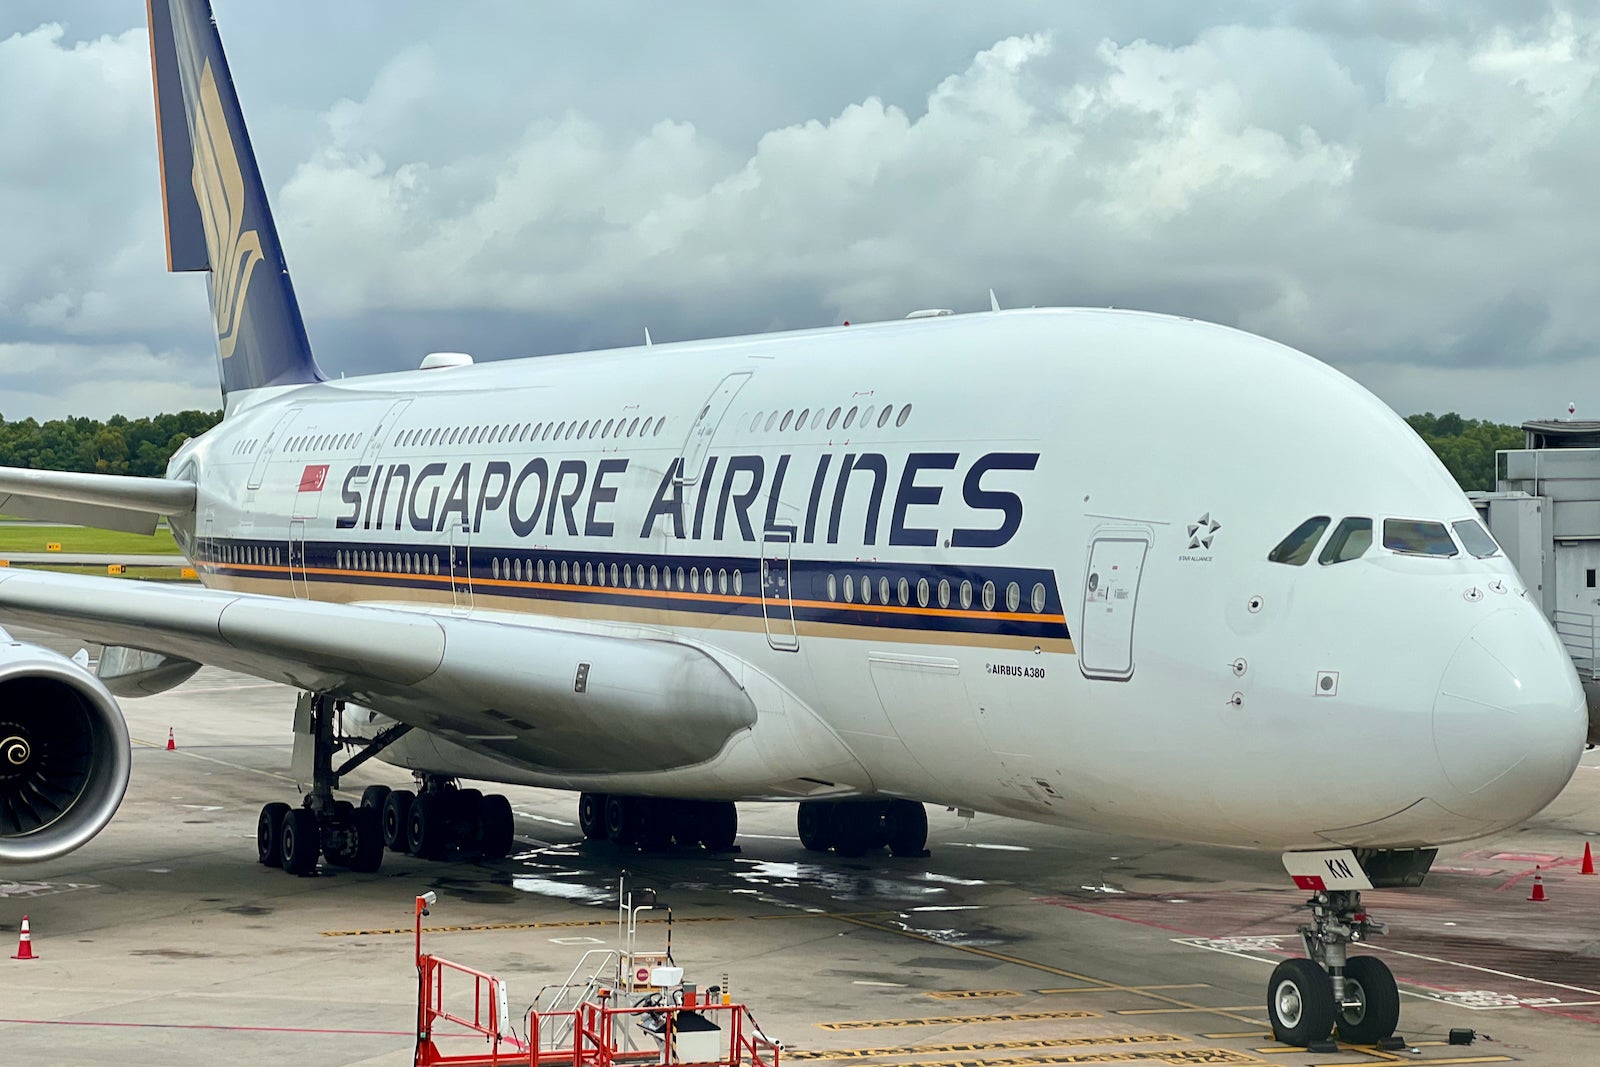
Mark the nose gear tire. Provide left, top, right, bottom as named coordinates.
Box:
left=1336, top=956, right=1400, bottom=1044
left=1269, top=957, right=1335, bottom=1047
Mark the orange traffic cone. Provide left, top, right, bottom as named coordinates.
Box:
left=11, top=915, right=37, bottom=960
left=166, top=728, right=175, bottom=752
left=1528, top=867, right=1548, bottom=902
left=1582, top=842, right=1596, bottom=876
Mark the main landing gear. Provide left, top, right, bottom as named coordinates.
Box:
left=376, top=775, right=516, bottom=862
left=255, top=693, right=515, bottom=876
left=576, top=793, right=739, bottom=852
left=797, top=799, right=929, bottom=857
left=1266, top=848, right=1433, bottom=1049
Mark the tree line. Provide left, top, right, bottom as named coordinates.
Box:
left=0, top=410, right=221, bottom=478
left=0, top=408, right=1519, bottom=492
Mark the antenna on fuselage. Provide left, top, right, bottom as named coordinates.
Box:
left=645, top=327, right=653, bottom=347
left=989, top=289, right=1001, bottom=312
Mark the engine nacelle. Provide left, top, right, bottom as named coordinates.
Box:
left=0, top=633, right=131, bottom=863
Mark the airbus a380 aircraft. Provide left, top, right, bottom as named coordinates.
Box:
left=0, top=0, right=1590, bottom=1049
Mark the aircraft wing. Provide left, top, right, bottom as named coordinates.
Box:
left=0, top=467, right=196, bottom=535
left=0, top=569, right=754, bottom=773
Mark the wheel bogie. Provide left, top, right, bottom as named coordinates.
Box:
left=478, top=794, right=516, bottom=859
left=796, top=799, right=928, bottom=857
left=578, top=792, right=607, bottom=840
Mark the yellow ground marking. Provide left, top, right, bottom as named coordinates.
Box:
left=846, top=1052, right=1267, bottom=1067
left=816, top=1009, right=1100, bottom=1031
left=832, top=916, right=1266, bottom=1027
left=926, top=989, right=1023, bottom=1000
left=787, top=1033, right=1185, bottom=1060
left=1199, top=1033, right=1271, bottom=1040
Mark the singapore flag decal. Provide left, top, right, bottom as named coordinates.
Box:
left=294, top=464, right=330, bottom=518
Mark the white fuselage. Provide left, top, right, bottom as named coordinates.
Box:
left=165, top=308, right=1589, bottom=851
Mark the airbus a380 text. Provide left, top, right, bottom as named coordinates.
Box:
left=0, top=0, right=1589, bottom=1049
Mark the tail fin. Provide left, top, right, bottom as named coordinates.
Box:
left=146, top=0, right=324, bottom=395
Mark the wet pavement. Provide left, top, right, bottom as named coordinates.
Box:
left=2, top=624, right=1598, bottom=1065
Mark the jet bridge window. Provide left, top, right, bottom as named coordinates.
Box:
left=1318, top=517, right=1372, bottom=565
left=1383, top=519, right=1458, bottom=557
left=1452, top=519, right=1500, bottom=559
left=1268, top=516, right=1330, bottom=566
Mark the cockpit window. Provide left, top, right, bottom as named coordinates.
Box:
left=1452, top=519, right=1500, bottom=559
left=1383, top=518, right=1458, bottom=557
left=1318, top=517, right=1372, bottom=565
left=1268, top=516, right=1330, bottom=566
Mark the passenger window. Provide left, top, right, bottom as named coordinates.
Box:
left=1319, top=517, right=1373, bottom=565
left=1383, top=519, right=1458, bottom=557
left=1452, top=519, right=1500, bottom=559
left=1268, top=517, right=1330, bottom=566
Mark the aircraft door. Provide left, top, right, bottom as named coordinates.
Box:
left=247, top=407, right=300, bottom=490
left=760, top=529, right=799, bottom=651
left=449, top=522, right=472, bottom=614
left=676, top=372, right=751, bottom=488
left=1078, top=532, right=1149, bottom=681
left=288, top=519, right=309, bottom=599
left=354, top=399, right=412, bottom=490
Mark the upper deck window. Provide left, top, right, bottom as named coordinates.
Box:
left=1268, top=516, right=1330, bottom=566
left=1383, top=519, right=1458, bottom=557
left=1319, top=517, right=1372, bottom=564
left=1452, top=519, right=1500, bottom=559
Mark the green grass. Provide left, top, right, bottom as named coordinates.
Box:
left=9, top=564, right=195, bottom=581
left=0, top=524, right=180, bottom=554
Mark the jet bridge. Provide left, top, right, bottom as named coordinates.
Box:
left=1474, top=418, right=1600, bottom=743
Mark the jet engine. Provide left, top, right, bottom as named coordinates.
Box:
left=0, top=636, right=131, bottom=862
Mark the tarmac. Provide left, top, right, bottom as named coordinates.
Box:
left=2, top=623, right=1599, bottom=1067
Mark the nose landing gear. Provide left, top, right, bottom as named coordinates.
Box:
left=1267, top=890, right=1398, bottom=1047
left=1267, top=848, right=1433, bottom=1050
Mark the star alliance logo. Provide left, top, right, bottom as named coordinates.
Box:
left=1188, top=513, right=1221, bottom=550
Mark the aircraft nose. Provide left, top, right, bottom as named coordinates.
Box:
left=1432, top=607, right=1588, bottom=823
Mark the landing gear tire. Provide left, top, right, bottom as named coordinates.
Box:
left=280, top=807, right=320, bottom=876
left=1336, top=956, right=1399, bottom=1045
left=605, top=794, right=640, bottom=847
left=257, top=802, right=290, bottom=866
left=347, top=807, right=385, bottom=873
left=1268, top=958, right=1335, bottom=1047
left=409, top=793, right=450, bottom=860
left=885, top=800, right=929, bottom=857
left=383, top=789, right=415, bottom=851
left=797, top=801, right=833, bottom=852
left=360, top=784, right=391, bottom=810
left=478, top=794, right=515, bottom=859
left=637, top=801, right=674, bottom=851
left=578, top=792, right=607, bottom=840
left=831, top=804, right=877, bottom=857
left=699, top=801, right=738, bottom=852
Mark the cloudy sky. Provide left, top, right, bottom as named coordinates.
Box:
left=2, top=1, right=1598, bottom=424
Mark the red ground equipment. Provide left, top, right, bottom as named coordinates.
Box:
left=412, top=894, right=780, bottom=1067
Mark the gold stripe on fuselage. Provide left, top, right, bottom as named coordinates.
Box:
left=199, top=567, right=1076, bottom=655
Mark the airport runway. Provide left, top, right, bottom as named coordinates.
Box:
left=2, top=624, right=1598, bottom=1066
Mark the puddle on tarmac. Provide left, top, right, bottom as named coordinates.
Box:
left=510, top=875, right=615, bottom=905
left=943, top=842, right=1031, bottom=852
left=732, top=860, right=948, bottom=903
left=917, top=872, right=996, bottom=887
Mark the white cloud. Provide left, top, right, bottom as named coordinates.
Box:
left=5, top=3, right=1600, bottom=422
